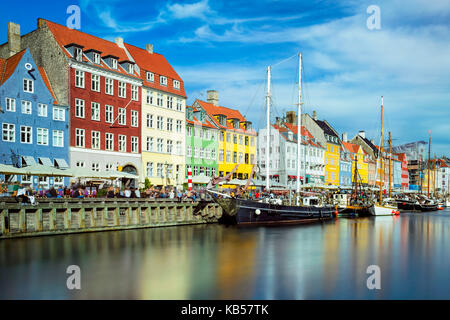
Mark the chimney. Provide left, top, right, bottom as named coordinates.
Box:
left=115, top=37, right=124, bottom=48
left=207, top=90, right=219, bottom=106
left=37, top=18, right=45, bottom=28
left=342, top=132, right=348, bottom=142
left=286, top=111, right=297, bottom=125
left=358, top=130, right=366, bottom=139
left=146, top=44, right=153, bottom=54
left=7, top=22, right=21, bottom=57
left=312, top=110, right=317, bottom=120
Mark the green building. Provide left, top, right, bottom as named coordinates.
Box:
left=185, top=106, right=219, bottom=177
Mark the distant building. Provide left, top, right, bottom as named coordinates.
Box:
left=339, top=133, right=352, bottom=187
left=0, top=48, right=69, bottom=188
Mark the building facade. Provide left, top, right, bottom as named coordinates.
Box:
left=0, top=48, right=69, bottom=188
left=314, top=118, right=341, bottom=186
left=185, top=106, right=219, bottom=178
left=342, top=141, right=368, bottom=185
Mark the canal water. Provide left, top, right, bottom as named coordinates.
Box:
left=0, top=209, right=449, bottom=299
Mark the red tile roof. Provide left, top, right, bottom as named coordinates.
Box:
left=342, top=141, right=361, bottom=154
left=124, top=43, right=186, bottom=98
left=0, top=49, right=26, bottom=85
left=196, top=99, right=256, bottom=135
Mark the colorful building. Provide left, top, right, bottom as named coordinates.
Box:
left=342, top=141, right=369, bottom=185
left=339, top=138, right=352, bottom=187
left=125, top=43, right=187, bottom=188
left=0, top=48, right=69, bottom=188
left=193, top=91, right=257, bottom=186
left=185, top=106, right=219, bottom=178
left=314, top=119, right=341, bottom=185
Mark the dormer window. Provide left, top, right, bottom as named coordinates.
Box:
left=160, top=76, right=167, bottom=86
left=173, top=80, right=180, bottom=90
left=74, top=47, right=83, bottom=61
left=111, top=58, right=117, bottom=69
left=146, top=72, right=154, bottom=82
left=93, top=52, right=100, bottom=64
left=128, top=64, right=134, bottom=74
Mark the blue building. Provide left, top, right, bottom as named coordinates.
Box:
left=0, top=49, right=70, bottom=188
left=393, top=159, right=402, bottom=189
left=340, top=147, right=352, bottom=187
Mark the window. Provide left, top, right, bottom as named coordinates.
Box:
left=226, top=151, right=231, bottom=163
left=91, top=74, right=100, bottom=92
left=146, top=114, right=153, bottom=128
left=128, top=64, right=134, bottom=74
left=21, top=100, right=32, bottom=114
left=2, top=123, right=15, bottom=142
left=20, top=126, right=32, bottom=144
left=193, top=166, right=198, bottom=175
left=194, top=128, right=199, bottom=137
left=146, top=162, right=153, bottom=177
left=91, top=102, right=100, bottom=121
left=194, top=147, right=199, bottom=158
left=157, top=116, right=163, bottom=130
left=76, top=161, right=85, bottom=168
left=239, top=135, right=243, bottom=145
left=239, top=152, right=243, bottom=163
left=200, top=148, right=204, bottom=159
left=157, top=163, right=163, bottom=177
left=74, top=47, right=83, bottom=61
left=111, top=58, right=118, bottom=69
left=118, top=135, right=126, bottom=152
left=212, top=149, right=216, bottom=159
left=173, top=80, right=180, bottom=89
left=146, top=91, right=153, bottom=105
left=131, top=137, right=138, bottom=153
left=105, top=163, right=114, bottom=171
left=160, top=76, right=167, bottom=86
left=157, top=138, right=163, bottom=152
left=131, top=110, right=138, bottom=127
left=75, top=70, right=85, bottom=88
left=176, top=120, right=182, bottom=133
left=200, top=129, right=204, bottom=138
left=93, top=52, right=100, bottom=64
left=53, top=130, right=64, bottom=147
left=157, top=93, right=163, bottom=107
left=75, top=128, right=85, bottom=147
left=105, top=78, right=114, bottom=95
left=167, top=140, right=173, bottom=154
left=220, top=132, right=224, bottom=141
left=131, top=85, right=138, bottom=101
left=250, top=154, right=255, bottom=164
left=146, top=136, right=153, bottom=151
left=226, top=133, right=231, bottom=142
left=105, top=105, right=113, bottom=123
left=167, top=96, right=173, bottom=109
left=187, top=126, right=192, bottom=136
left=105, top=133, right=114, bottom=151
left=118, top=81, right=126, bottom=98
left=92, top=163, right=100, bottom=172
left=91, top=131, right=100, bottom=149
left=37, top=128, right=48, bottom=145
left=53, top=107, right=65, bottom=121
left=146, top=72, right=154, bottom=82
left=245, top=136, right=249, bottom=146
left=233, top=152, right=237, bottom=163
left=5, top=98, right=15, bottom=112
left=233, top=135, right=237, bottom=144
left=219, top=150, right=224, bottom=162
left=176, top=98, right=182, bottom=111
left=118, top=108, right=126, bottom=125
left=187, top=146, right=192, bottom=157
left=176, top=141, right=182, bottom=155
left=75, top=99, right=85, bottom=118
left=36, top=103, right=47, bottom=117
left=166, top=118, right=173, bottom=131
left=23, top=79, right=34, bottom=93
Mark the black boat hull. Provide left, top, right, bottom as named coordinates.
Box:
left=215, top=198, right=335, bottom=225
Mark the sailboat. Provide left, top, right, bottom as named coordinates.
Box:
left=206, top=53, right=335, bottom=225
left=369, top=97, right=398, bottom=216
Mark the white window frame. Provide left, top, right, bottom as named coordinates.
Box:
left=131, top=110, right=139, bottom=127
left=21, top=100, right=32, bottom=114
left=118, top=81, right=126, bottom=98
left=160, top=76, right=167, bottom=86
left=37, top=103, right=47, bottom=117
left=5, top=98, right=15, bottom=112
left=75, top=70, right=85, bottom=88
left=91, top=130, right=100, bottom=149
left=131, top=136, right=139, bottom=153
left=91, top=74, right=100, bottom=92
left=146, top=72, right=154, bottom=82
left=2, top=123, right=15, bottom=142
left=118, top=108, right=126, bottom=125
left=131, top=85, right=138, bottom=101
left=75, top=99, right=85, bottom=118
left=118, top=135, right=126, bottom=152
left=75, top=128, right=85, bottom=147
left=91, top=102, right=100, bottom=121
left=146, top=114, right=153, bottom=128
left=20, top=125, right=32, bottom=144
left=105, top=133, right=114, bottom=151
left=105, top=105, right=113, bottom=123
left=53, top=106, right=65, bottom=121
left=93, top=52, right=101, bottom=64
left=105, top=78, right=114, bottom=95
left=37, top=128, right=49, bottom=146
left=52, top=130, right=64, bottom=147
left=23, top=78, right=34, bottom=93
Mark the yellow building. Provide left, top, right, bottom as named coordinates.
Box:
left=314, top=120, right=341, bottom=185
left=342, top=142, right=369, bottom=185
left=126, top=44, right=187, bottom=188
left=195, top=91, right=257, bottom=187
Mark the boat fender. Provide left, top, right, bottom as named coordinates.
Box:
left=255, top=209, right=261, bottom=215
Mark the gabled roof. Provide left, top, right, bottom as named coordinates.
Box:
left=124, top=43, right=186, bottom=97
left=274, top=122, right=324, bottom=148
left=0, top=49, right=58, bottom=104
left=342, top=141, right=361, bottom=154
left=0, top=49, right=26, bottom=85
left=314, top=119, right=339, bottom=139
left=195, top=99, right=256, bottom=135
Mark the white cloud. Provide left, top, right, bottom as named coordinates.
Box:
left=166, top=0, right=213, bottom=19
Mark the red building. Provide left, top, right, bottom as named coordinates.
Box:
left=397, top=153, right=409, bottom=190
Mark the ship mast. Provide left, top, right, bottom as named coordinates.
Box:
left=266, top=66, right=271, bottom=192
left=428, top=130, right=431, bottom=198
left=296, top=53, right=302, bottom=199
left=389, top=131, right=392, bottom=198
left=379, top=96, right=384, bottom=204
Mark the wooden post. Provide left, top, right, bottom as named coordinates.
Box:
left=80, top=208, right=86, bottom=229
left=19, top=208, right=26, bottom=233
left=137, top=206, right=142, bottom=225
left=115, top=207, right=120, bottom=226
left=146, top=206, right=151, bottom=225
left=49, top=208, right=56, bottom=230
left=92, top=207, right=97, bottom=227
left=36, top=208, right=43, bottom=232
left=1, top=209, right=9, bottom=235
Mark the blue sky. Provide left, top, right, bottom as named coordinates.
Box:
left=1, top=0, right=449, bottom=156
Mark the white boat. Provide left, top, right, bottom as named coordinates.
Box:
left=369, top=203, right=398, bottom=216
left=445, top=200, right=450, bottom=207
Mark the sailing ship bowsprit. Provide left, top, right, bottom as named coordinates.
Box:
left=205, top=53, right=335, bottom=225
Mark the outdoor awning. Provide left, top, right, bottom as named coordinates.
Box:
left=22, top=156, right=36, bottom=166
left=0, top=164, right=23, bottom=175
left=54, top=158, right=69, bottom=169
left=38, top=157, right=53, bottom=167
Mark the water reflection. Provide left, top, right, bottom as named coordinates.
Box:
left=0, top=210, right=449, bottom=299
